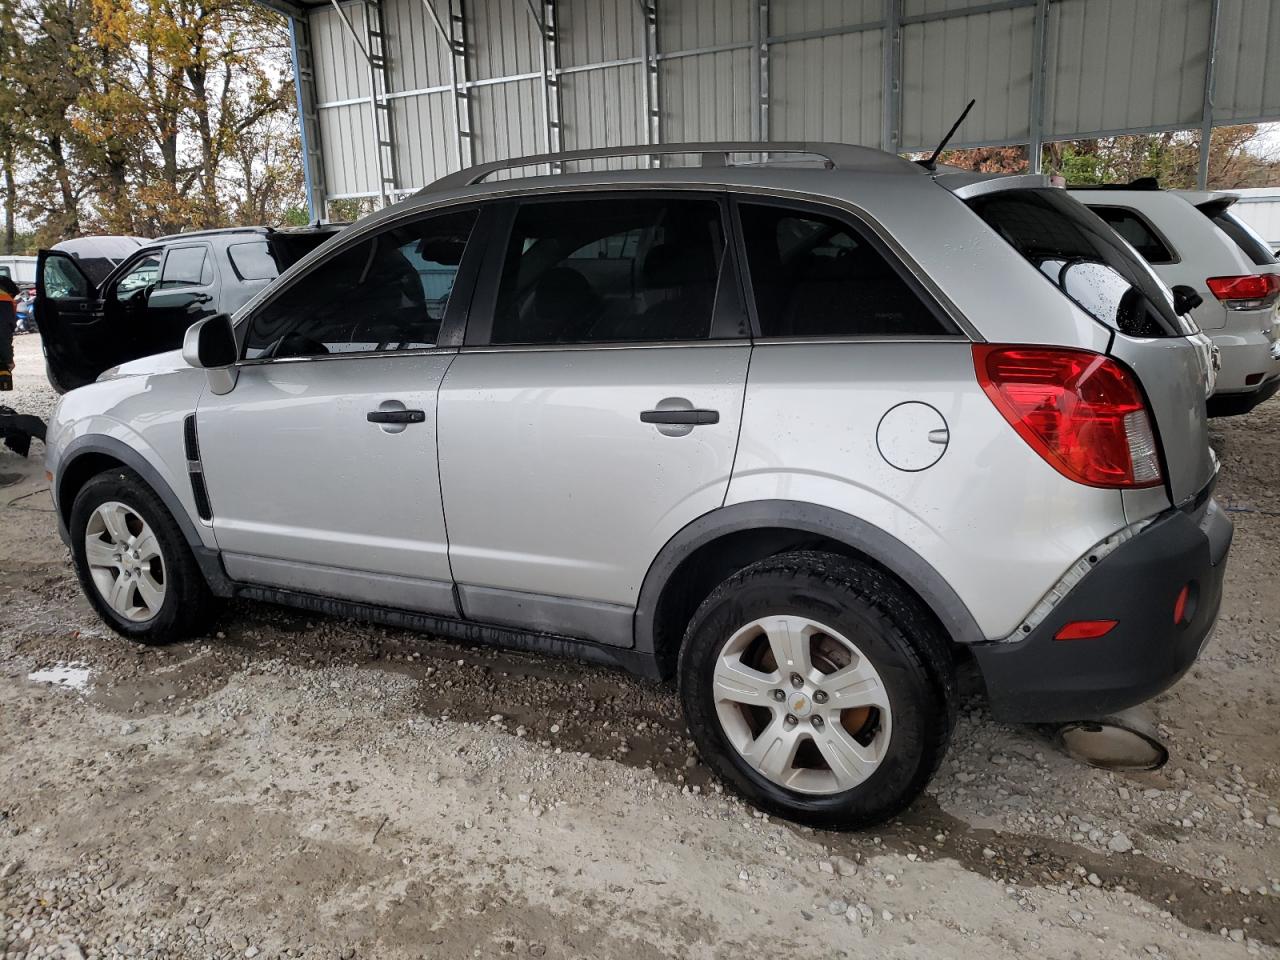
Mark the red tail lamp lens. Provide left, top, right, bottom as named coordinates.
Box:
left=1205, top=273, right=1280, bottom=305
left=974, top=345, right=1163, bottom=489
left=1054, top=619, right=1119, bottom=641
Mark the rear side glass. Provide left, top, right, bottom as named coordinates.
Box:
left=737, top=203, right=946, bottom=338
left=1209, top=209, right=1277, bottom=267
left=968, top=189, right=1187, bottom=339
left=491, top=196, right=725, bottom=345
left=1089, top=206, right=1176, bottom=264
left=160, top=246, right=209, bottom=287
left=228, top=241, right=280, bottom=281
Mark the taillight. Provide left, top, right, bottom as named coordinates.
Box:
left=974, top=345, right=1163, bottom=489
left=1205, top=274, right=1280, bottom=310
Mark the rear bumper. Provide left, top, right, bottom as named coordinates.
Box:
left=972, top=498, right=1232, bottom=723
left=1208, top=324, right=1280, bottom=399
left=1207, top=374, right=1280, bottom=417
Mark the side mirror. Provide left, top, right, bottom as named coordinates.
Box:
left=182, top=313, right=239, bottom=395
left=182, top=313, right=237, bottom=369
left=1171, top=284, right=1203, bottom=316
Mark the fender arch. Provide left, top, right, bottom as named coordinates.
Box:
left=56, top=435, right=234, bottom=597
left=633, top=500, right=987, bottom=672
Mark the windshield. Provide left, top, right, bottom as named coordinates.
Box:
left=968, top=188, right=1193, bottom=338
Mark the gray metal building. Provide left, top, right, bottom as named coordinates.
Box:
left=254, top=0, right=1280, bottom=221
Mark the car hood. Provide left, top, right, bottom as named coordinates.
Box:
left=98, top=349, right=189, bottom=382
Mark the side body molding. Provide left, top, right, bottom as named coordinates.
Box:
left=633, top=499, right=988, bottom=657
left=55, top=434, right=235, bottom=597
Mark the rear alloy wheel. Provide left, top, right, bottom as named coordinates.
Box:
left=679, top=550, right=955, bottom=830
left=713, top=615, right=892, bottom=795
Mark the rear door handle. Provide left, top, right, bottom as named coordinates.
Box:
left=640, top=408, right=719, bottom=426
left=367, top=409, right=426, bottom=424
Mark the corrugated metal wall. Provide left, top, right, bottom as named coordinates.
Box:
left=297, top=0, right=1280, bottom=210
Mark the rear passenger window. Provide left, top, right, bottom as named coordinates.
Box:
left=243, top=208, right=476, bottom=360
left=1090, top=207, right=1176, bottom=264
left=227, top=241, right=279, bottom=281
left=737, top=203, right=946, bottom=338
left=490, top=197, right=725, bottom=345
left=160, top=247, right=210, bottom=288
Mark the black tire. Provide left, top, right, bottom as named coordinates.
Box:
left=678, top=550, right=955, bottom=830
left=69, top=467, right=213, bottom=644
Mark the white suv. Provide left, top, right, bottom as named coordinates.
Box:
left=41, top=144, right=1230, bottom=829
left=1070, top=180, right=1280, bottom=416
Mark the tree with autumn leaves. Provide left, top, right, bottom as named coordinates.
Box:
left=0, top=0, right=305, bottom=251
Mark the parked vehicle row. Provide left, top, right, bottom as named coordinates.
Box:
left=37, top=225, right=342, bottom=392
left=39, top=142, right=1231, bottom=830
left=1070, top=179, right=1280, bottom=417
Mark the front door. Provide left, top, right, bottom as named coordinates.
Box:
left=195, top=206, right=484, bottom=615
left=35, top=250, right=108, bottom=391
left=437, top=193, right=751, bottom=646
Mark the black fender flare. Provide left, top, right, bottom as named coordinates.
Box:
left=55, top=435, right=234, bottom=596
left=632, top=499, right=988, bottom=656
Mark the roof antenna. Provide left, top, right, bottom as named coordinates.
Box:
left=918, top=98, right=976, bottom=171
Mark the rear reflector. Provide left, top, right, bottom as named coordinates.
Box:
left=1055, top=619, right=1118, bottom=641
left=1205, top=273, right=1280, bottom=310
left=974, top=345, right=1163, bottom=489
left=1173, top=584, right=1191, bottom=625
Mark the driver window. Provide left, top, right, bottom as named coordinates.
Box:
left=243, top=207, right=477, bottom=360
left=114, top=254, right=161, bottom=300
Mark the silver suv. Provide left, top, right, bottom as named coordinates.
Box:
left=43, top=144, right=1231, bottom=829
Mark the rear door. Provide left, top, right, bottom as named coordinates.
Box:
left=436, top=192, right=750, bottom=645
left=142, top=243, right=220, bottom=355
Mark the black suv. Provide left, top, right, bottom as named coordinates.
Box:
left=37, top=225, right=343, bottom=392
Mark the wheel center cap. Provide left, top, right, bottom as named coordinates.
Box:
left=789, top=692, right=813, bottom=717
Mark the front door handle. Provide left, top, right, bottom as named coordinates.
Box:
left=640, top=408, right=719, bottom=426
left=367, top=409, right=426, bottom=424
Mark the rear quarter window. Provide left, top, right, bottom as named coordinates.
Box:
left=967, top=189, right=1187, bottom=339
left=228, top=241, right=280, bottom=281
left=1208, top=209, right=1277, bottom=267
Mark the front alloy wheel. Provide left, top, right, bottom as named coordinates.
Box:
left=84, top=501, right=167, bottom=622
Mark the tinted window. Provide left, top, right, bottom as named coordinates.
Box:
left=739, top=203, right=945, bottom=338
left=968, top=189, right=1187, bottom=338
left=160, top=247, right=209, bottom=287
left=228, top=241, right=279, bottom=281
left=491, top=197, right=725, bottom=345
left=1090, top=206, right=1176, bottom=264
left=1209, top=209, right=1277, bottom=267
left=115, top=254, right=161, bottom=296
left=244, top=208, right=476, bottom=360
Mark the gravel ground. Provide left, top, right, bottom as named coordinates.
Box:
left=2, top=332, right=1278, bottom=959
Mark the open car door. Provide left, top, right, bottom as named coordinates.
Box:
left=35, top=250, right=135, bottom=393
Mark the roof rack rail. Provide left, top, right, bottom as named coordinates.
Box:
left=426, top=141, right=910, bottom=192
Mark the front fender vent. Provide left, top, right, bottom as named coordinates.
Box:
left=183, top=413, right=200, bottom=462
left=183, top=414, right=212, bottom=521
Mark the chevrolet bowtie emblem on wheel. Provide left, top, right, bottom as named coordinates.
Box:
left=790, top=694, right=812, bottom=717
